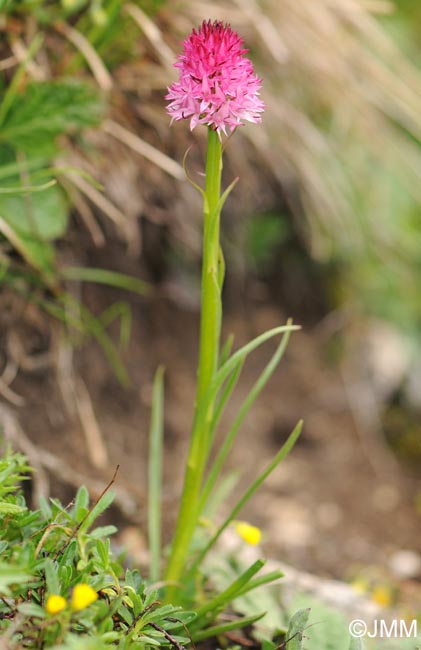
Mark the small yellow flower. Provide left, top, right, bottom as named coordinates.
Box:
left=371, top=585, right=393, bottom=608
left=46, top=594, right=67, bottom=615
left=235, top=521, right=262, bottom=546
left=71, top=583, right=98, bottom=611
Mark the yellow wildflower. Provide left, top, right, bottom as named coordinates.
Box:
left=372, top=585, right=392, bottom=608
left=45, top=594, right=67, bottom=615
left=71, top=583, right=98, bottom=611
left=235, top=521, right=262, bottom=546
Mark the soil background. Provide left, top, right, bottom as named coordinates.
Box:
left=6, top=227, right=421, bottom=599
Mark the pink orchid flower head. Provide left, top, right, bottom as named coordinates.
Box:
left=166, top=20, right=264, bottom=137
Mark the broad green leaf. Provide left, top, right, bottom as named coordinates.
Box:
left=44, top=558, right=60, bottom=595
left=0, top=215, right=56, bottom=283
left=0, top=182, right=68, bottom=240
left=286, top=608, right=311, bottom=650
left=0, top=500, right=26, bottom=515
left=290, top=596, right=351, bottom=650
left=90, top=525, right=118, bottom=539
left=17, top=602, right=46, bottom=618
left=0, top=563, right=31, bottom=595
left=0, top=80, right=102, bottom=156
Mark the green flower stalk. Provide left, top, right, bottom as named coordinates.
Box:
left=164, top=129, right=223, bottom=588
left=164, top=20, right=265, bottom=590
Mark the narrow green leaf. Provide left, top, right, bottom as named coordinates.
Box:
left=0, top=179, right=57, bottom=194
left=219, top=333, right=235, bottom=367
left=200, top=324, right=293, bottom=513
left=78, top=490, right=115, bottom=534
left=64, top=294, right=130, bottom=386
left=98, top=301, right=132, bottom=349
left=0, top=157, right=49, bottom=182
left=234, top=569, right=284, bottom=599
left=194, top=559, right=265, bottom=623
left=202, top=471, right=240, bottom=519
left=148, top=367, right=165, bottom=582
left=182, top=146, right=205, bottom=199
left=74, top=485, right=90, bottom=517
left=205, top=357, right=244, bottom=457
left=188, top=421, right=302, bottom=575
left=61, top=267, right=150, bottom=295
left=196, top=324, right=300, bottom=439
left=192, top=612, right=266, bottom=642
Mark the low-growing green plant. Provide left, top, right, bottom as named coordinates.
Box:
left=0, top=450, right=196, bottom=649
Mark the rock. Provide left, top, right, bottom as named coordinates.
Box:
left=388, top=550, right=421, bottom=580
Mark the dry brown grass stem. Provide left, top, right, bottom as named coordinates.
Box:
left=74, top=378, right=109, bottom=470
left=60, top=181, right=106, bottom=247
left=125, top=3, right=176, bottom=73
left=62, top=169, right=129, bottom=231
left=102, top=119, right=185, bottom=180
left=10, top=39, right=46, bottom=80
left=0, top=55, right=16, bottom=71
left=54, top=21, right=113, bottom=91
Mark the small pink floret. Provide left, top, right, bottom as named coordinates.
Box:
left=166, top=20, right=264, bottom=136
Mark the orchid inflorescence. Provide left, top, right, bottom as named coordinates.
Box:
left=166, top=20, right=264, bottom=136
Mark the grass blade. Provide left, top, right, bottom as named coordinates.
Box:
left=191, top=612, right=266, bottom=642
left=188, top=421, right=302, bottom=576
left=219, top=333, right=235, bottom=367
left=234, top=569, right=284, bottom=598
left=206, top=358, right=244, bottom=456
left=200, top=324, right=293, bottom=513
left=209, top=323, right=299, bottom=406
left=0, top=180, right=57, bottom=195
left=194, top=559, right=265, bottom=623
left=148, top=367, right=165, bottom=582
left=61, top=266, right=150, bottom=295
left=98, top=301, right=132, bottom=349
left=63, top=293, right=130, bottom=386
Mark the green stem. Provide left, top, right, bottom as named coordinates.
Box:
left=164, top=128, right=223, bottom=592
